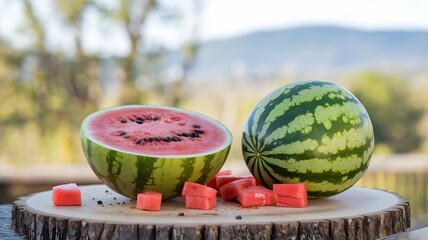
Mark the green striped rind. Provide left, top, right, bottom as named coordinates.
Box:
left=81, top=134, right=230, bottom=200
left=242, top=80, right=374, bottom=198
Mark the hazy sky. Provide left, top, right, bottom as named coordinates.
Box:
left=200, top=0, right=428, bottom=41
left=1, top=0, right=428, bottom=55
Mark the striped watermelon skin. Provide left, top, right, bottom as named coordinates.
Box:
left=242, top=80, right=374, bottom=198
left=81, top=106, right=232, bottom=200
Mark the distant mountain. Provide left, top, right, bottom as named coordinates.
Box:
left=187, top=26, right=428, bottom=81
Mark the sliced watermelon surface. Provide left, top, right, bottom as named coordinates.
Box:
left=83, top=105, right=230, bottom=156
left=80, top=105, right=232, bottom=200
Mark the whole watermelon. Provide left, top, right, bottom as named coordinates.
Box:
left=242, top=80, right=374, bottom=198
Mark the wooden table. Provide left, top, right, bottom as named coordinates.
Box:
left=10, top=185, right=411, bottom=239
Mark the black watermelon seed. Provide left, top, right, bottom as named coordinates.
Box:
left=194, top=129, right=204, bottom=134
left=136, top=120, right=144, bottom=124
left=148, top=138, right=154, bottom=142
left=176, top=137, right=182, bottom=141
left=154, top=137, right=160, bottom=142
left=136, top=139, right=143, bottom=144
left=153, top=117, right=159, bottom=121
left=129, top=118, right=135, bottom=122
left=146, top=117, right=151, bottom=120
left=120, top=119, right=127, bottom=123
left=119, top=132, right=127, bottom=136
left=163, top=137, right=170, bottom=142
left=191, top=132, right=199, bottom=138
left=124, top=135, right=130, bottom=139
left=177, top=133, right=183, bottom=136
left=171, top=137, right=178, bottom=142
left=137, top=117, right=144, bottom=121
left=143, top=138, right=148, bottom=142
left=181, top=133, right=189, bottom=137
left=193, top=125, right=201, bottom=129
left=235, top=215, right=242, bottom=220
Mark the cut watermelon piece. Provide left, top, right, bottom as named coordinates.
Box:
left=206, top=169, right=232, bottom=189
left=182, top=182, right=217, bottom=198
left=273, top=183, right=307, bottom=199
left=237, top=186, right=275, bottom=207
left=216, top=175, right=257, bottom=189
left=52, top=183, right=82, bottom=206
left=277, top=195, right=308, bottom=208
left=136, top=191, right=162, bottom=211
left=185, top=195, right=216, bottom=210
left=219, top=178, right=255, bottom=201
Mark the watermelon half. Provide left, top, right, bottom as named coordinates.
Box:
left=80, top=105, right=232, bottom=200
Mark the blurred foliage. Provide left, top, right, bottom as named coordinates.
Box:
left=347, top=72, right=426, bottom=153
left=0, top=0, right=200, bottom=164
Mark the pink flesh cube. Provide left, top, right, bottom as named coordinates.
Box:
left=277, top=195, right=308, bottom=208
left=185, top=195, right=216, bottom=210
left=273, top=183, right=307, bottom=199
left=136, top=191, right=162, bottom=211
left=206, top=169, right=233, bottom=189
left=219, top=178, right=255, bottom=201
left=216, top=175, right=257, bottom=189
left=237, top=186, right=275, bottom=207
left=182, top=182, right=217, bottom=198
left=52, top=183, right=82, bottom=206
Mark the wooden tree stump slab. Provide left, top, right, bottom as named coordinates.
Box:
left=12, top=184, right=410, bottom=240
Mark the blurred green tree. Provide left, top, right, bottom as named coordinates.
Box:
left=0, top=0, right=200, bottom=164
left=348, top=72, right=425, bottom=153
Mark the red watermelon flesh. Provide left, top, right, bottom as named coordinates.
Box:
left=52, top=183, right=82, bottom=206
left=185, top=195, right=216, bottom=210
left=216, top=175, right=257, bottom=189
left=277, top=195, right=308, bottom=208
left=182, top=182, right=217, bottom=198
left=273, top=183, right=307, bottom=199
left=206, top=169, right=232, bottom=189
left=86, top=105, right=229, bottom=156
left=136, top=191, right=162, bottom=211
left=219, top=178, right=255, bottom=201
left=237, top=186, right=275, bottom=207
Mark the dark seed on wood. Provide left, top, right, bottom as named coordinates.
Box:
left=178, top=212, right=184, bottom=216
left=193, top=125, right=201, bottom=129
left=97, top=200, right=103, bottom=205
left=136, top=139, right=143, bottom=144
left=235, top=215, right=242, bottom=220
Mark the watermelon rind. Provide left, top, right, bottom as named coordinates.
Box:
left=242, top=80, right=374, bottom=198
left=81, top=105, right=232, bottom=200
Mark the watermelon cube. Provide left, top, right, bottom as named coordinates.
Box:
left=219, top=178, right=255, bottom=201
left=237, top=186, right=275, bottom=207
left=206, top=169, right=233, bottom=189
left=277, top=195, right=308, bottom=208
left=273, top=183, right=307, bottom=198
left=182, top=182, right=217, bottom=198
left=136, top=191, right=162, bottom=211
left=52, top=183, right=82, bottom=206
left=216, top=175, right=257, bottom=189
left=185, top=195, right=216, bottom=210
